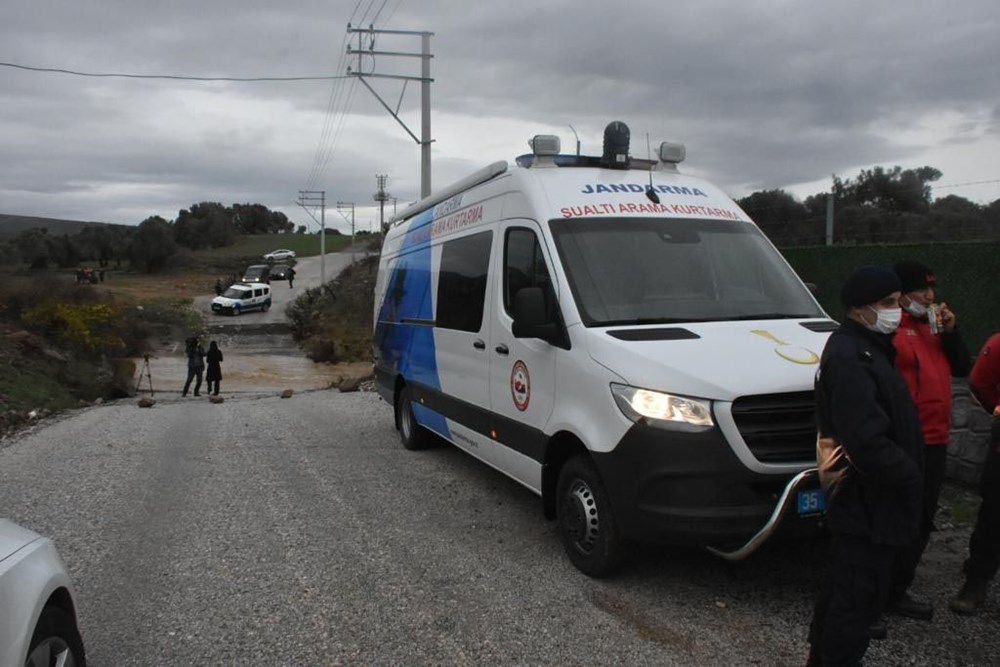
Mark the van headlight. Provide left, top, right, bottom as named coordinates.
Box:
left=610, top=383, right=714, bottom=429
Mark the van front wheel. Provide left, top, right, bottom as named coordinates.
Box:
left=396, top=385, right=431, bottom=450
left=556, top=456, right=625, bottom=577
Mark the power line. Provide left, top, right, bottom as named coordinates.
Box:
left=0, top=61, right=347, bottom=82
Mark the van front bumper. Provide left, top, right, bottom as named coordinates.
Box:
left=592, top=422, right=824, bottom=556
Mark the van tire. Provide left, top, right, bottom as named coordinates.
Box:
left=233, top=305, right=241, bottom=316
left=556, top=456, right=625, bottom=577
left=396, top=385, right=431, bottom=450
left=262, top=301, right=270, bottom=312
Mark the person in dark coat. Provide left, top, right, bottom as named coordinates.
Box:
left=205, top=340, right=224, bottom=396
left=182, top=336, right=206, bottom=397
left=287, top=266, right=296, bottom=288
left=807, top=266, right=925, bottom=666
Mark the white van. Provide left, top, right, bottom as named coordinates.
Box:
left=211, top=282, right=272, bottom=315
left=373, top=123, right=835, bottom=576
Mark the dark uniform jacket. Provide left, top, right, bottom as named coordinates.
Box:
left=815, top=318, right=925, bottom=546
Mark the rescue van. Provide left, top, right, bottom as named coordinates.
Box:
left=373, top=122, right=834, bottom=576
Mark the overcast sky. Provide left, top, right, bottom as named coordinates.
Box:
left=3, top=0, right=998, bottom=234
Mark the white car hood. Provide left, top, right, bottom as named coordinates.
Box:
left=0, top=519, right=41, bottom=562
left=585, top=319, right=833, bottom=401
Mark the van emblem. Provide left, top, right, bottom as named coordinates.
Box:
left=511, top=360, right=531, bottom=411
left=750, top=330, right=820, bottom=365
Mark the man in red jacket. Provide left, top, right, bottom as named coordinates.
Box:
left=887, top=260, right=971, bottom=620
left=950, top=331, right=1000, bottom=613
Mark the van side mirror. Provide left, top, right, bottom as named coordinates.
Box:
left=511, top=287, right=561, bottom=344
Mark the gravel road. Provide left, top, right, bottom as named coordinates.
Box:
left=2, top=388, right=997, bottom=665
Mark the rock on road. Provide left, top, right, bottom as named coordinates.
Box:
left=2, top=390, right=998, bottom=665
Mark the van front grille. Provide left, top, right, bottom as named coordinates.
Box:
left=731, top=391, right=816, bottom=464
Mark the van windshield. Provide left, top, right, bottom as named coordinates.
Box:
left=549, top=217, right=823, bottom=326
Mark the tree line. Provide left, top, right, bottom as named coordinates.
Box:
left=736, top=166, right=1000, bottom=246
left=0, top=202, right=303, bottom=273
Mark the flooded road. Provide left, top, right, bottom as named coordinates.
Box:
left=136, top=248, right=371, bottom=398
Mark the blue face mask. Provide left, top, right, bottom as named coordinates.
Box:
left=867, top=306, right=902, bottom=334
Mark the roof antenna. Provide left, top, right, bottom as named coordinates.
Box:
left=645, top=133, right=660, bottom=204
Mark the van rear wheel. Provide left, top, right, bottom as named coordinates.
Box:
left=396, top=385, right=431, bottom=450
left=556, top=455, right=625, bottom=577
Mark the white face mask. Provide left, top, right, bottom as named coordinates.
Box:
left=867, top=306, right=902, bottom=334
left=903, top=300, right=928, bottom=318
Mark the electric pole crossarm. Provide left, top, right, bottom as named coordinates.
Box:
left=347, top=47, right=433, bottom=59
left=349, top=71, right=433, bottom=83
left=347, top=26, right=434, bottom=37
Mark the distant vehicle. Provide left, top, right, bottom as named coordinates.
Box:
left=242, top=264, right=271, bottom=284
left=269, top=262, right=291, bottom=280
left=0, top=518, right=86, bottom=666
left=211, top=282, right=272, bottom=315
left=263, top=249, right=296, bottom=262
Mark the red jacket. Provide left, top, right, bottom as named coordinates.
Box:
left=893, top=311, right=970, bottom=445
left=970, top=332, right=1000, bottom=412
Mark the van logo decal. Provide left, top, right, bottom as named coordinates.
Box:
left=511, top=360, right=531, bottom=412
left=581, top=183, right=707, bottom=196
left=750, top=330, right=820, bottom=365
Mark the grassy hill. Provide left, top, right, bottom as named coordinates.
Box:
left=0, top=213, right=128, bottom=239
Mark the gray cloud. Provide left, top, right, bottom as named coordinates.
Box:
left=2, top=0, right=999, bottom=228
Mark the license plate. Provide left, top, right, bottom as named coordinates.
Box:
left=797, top=488, right=826, bottom=515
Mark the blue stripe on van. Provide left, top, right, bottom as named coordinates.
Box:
left=374, top=210, right=449, bottom=438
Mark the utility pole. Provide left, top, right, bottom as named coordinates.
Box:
left=297, top=190, right=326, bottom=285
left=825, top=175, right=835, bottom=246
left=374, top=174, right=390, bottom=235
left=347, top=25, right=434, bottom=198
left=337, top=200, right=356, bottom=262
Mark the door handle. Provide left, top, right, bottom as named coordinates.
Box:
left=495, top=344, right=510, bottom=355
left=473, top=339, right=486, bottom=350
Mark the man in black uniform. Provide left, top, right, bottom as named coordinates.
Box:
left=807, top=266, right=925, bottom=665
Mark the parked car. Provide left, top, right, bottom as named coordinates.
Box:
left=211, top=282, right=272, bottom=315
left=242, top=264, right=271, bottom=284
left=263, top=249, right=296, bottom=262
left=269, top=262, right=291, bottom=280
left=0, top=519, right=86, bottom=666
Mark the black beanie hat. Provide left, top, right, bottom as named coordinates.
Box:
left=840, top=266, right=902, bottom=307
left=894, top=260, right=936, bottom=293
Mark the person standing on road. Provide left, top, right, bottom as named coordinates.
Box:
left=807, top=266, right=925, bottom=666
left=215, top=278, right=223, bottom=296
left=287, top=266, right=296, bottom=288
left=182, top=336, right=206, bottom=397
left=950, top=330, right=1000, bottom=614
left=886, top=260, right=971, bottom=621
left=205, top=340, right=224, bottom=397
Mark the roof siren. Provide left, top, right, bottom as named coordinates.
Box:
left=601, top=121, right=631, bottom=170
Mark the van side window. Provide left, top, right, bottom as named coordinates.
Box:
left=436, top=231, right=492, bottom=332
left=254, top=288, right=262, bottom=297
left=504, top=228, right=554, bottom=316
